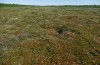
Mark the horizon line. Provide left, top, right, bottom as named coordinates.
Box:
left=0, top=3, right=100, bottom=6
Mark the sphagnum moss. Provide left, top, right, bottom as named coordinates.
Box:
left=0, top=5, right=100, bottom=65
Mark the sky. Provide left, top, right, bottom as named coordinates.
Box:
left=0, top=0, right=100, bottom=5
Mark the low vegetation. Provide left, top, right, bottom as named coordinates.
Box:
left=0, top=4, right=100, bottom=65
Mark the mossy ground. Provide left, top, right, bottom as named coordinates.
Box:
left=0, top=6, right=100, bottom=65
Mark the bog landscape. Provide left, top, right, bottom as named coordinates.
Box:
left=0, top=4, right=100, bottom=65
